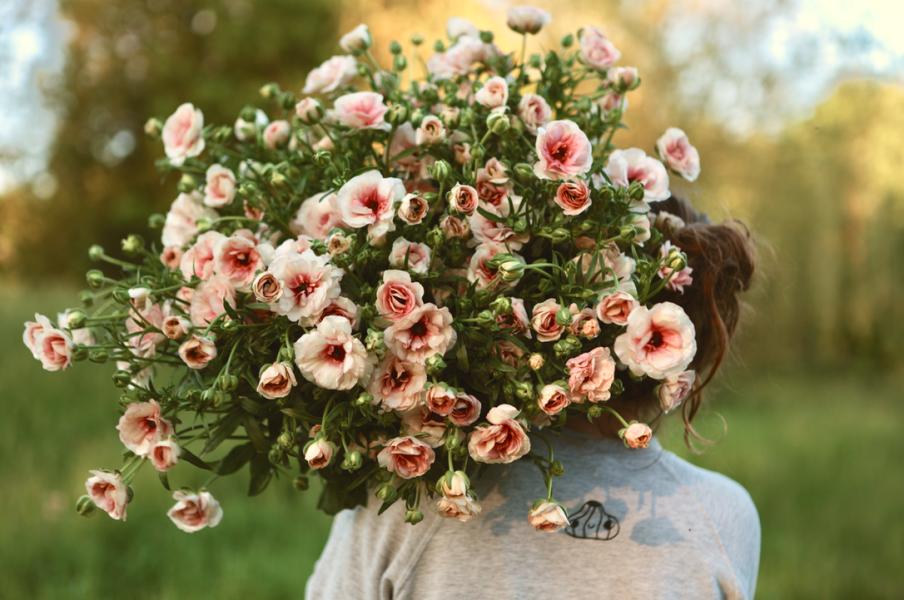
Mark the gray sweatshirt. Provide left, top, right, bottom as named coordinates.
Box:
left=306, top=431, right=760, bottom=600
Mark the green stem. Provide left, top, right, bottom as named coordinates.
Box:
left=598, top=404, right=630, bottom=429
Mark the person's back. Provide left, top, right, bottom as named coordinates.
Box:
left=306, top=430, right=760, bottom=600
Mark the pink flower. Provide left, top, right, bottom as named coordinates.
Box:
left=318, top=296, right=359, bottom=328
left=656, top=127, right=700, bottom=182
left=569, top=304, right=600, bottom=339
left=388, top=237, right=433, bottom=275
left=294, top=316, right=373, bottom=390
left=448, top=183, right=479, bottom=215
left=658, top=241, right=694, bottom=293
left=496, top=298, right=531, bottom=338
left=475, top=76, right=509, bottom=109
left=468, top=404, right=531, bottom=464
left=263, top=120, right=291, bottom=149
left=162, top=191, right=218, bottom=248
left=377, top=436, right=436, bottom=479
left=607, top=66, right=638, bottom=90
left=555, top=179, right=592, bottom=215
left=375, top=270, right=424, bottom=323
left=467, top=204, right=529, bottom=251
left=189, top=274, right=236, bottom=327
left=424, top=383, right=457, bottom=415
left=384, top=303, right=456, bottom=365
left=623, top=422, right=653, bottom=449
left=336, top=170, right=406, bottom=240
left=528, top=501, right=569, bottom=532
left=567, top=347, right=616, bottom=402
left=161, top=245, right=184, bottom=270
left=203, top=164, right=236, bottom=207
left=427, top=36, right=485, bottom=78
left=416, top=116, right=447, bottom=145
left=440, top=215, right=470, bottom=240
left=613, top=302, right=697, bottom=380
left=475, top=163, right=519, bottom=208
left=22, top=314, right=48, bottom=357
left=598, top=92, right=627, bottom=117
left=257, top=362, right=297, bottom=399
left=85, top=471, right=129, bottom=521
left=596, top=288, right=639, bottom=326
left=517, top=94, right=552, bottom=135
left=334, top=91, right=390, bottom=131
left=604, top=148, right=671, bottom=202
left=151, top=438, right=181, bottom=472
left=339, top=23, right=372, bottom=54
left=531, top=298, right=564, bottom=342
left=538, top=384, right=571, bottom=415
left=449, top=391, right=481, bottom=426
left=302, top=55, right=358, bottom=94
left=657, top=370, right=696, bottom=413
left=305, top=438, right=335, bottom=469
left=436, top=494, right=481, bottom=522
left=506, top=5, right=552, bottom=35
left=213, top=235, right=265, bottom=291
left=389, top=123, right=429, bottom=175
left=162, top=103, right=204, bottom=166
left=116, top=399, right=175, bottom=456
left=533, top=120, right=593, bottom=180
left=178, top=334, right=218, bottom=369
left=580, top=31, right=621, bottom=70
left=126, top=302, right=167, bottom=353
left=368, top=354, right=427, bottom=412
left=447, top=16, right=480, bottom=40
left=467, top=242, right=524, bottom=290
left=162, top=316, right=191, bottom=340
left=295, top=97, right=323, bottom=123
left=30, top=317, right=74, bottom=371
left=167, top=490, right=223, bottom=532
left=401, top=406, right=447, bottom=447
left=180, top=231, right=224, bottom=280
left=251, top=272, right=283, bottom=304
left=267, top=250, right=343, bottom=325
left=291, top=192, right=346, bottom=241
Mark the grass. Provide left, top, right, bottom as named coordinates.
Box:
left=1, top=289, right=902, bottom=599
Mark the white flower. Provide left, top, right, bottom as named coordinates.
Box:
left=336, top=170, right=406, bottom=240
left=162, top=103, right=204, bottom=166
left=294, top=316, right=373, bottom=390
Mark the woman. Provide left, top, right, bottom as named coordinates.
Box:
left=306, top=197, right=760, bottom=599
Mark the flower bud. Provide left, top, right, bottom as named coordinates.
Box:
left=489, top=296, right=512, bottom=315
left=195, top=216, right=213, bottom=233
left=429, top=160, right=452, bottom=183
left=147, top=213, right=166, bottom=229
left=76, top=495, right=97, bottom=518
left=549, top=460, right=564, bottom=477
left=270, top=171, right=289, bottom=189
left=628, top=180, right=645, bottom=202
left=550, top=229, right=570, bottom=244
left=444, top=433, right=461, bottom=451
left=144, top=117, right=163, bottom=140
left=72, top=345, right=89, bottom=362
left=479, top=30, right=494, bottom=44
left=529, top=54, right=542, bottom=69
left=279, top=92, right=297, bottom=111
left=529, top=353, right=545, bottom=370
left=561, top=34, right=574, bottom=48
left=177, top=173, right=197, bottom=194
left=405, top=508, right=425, bottom=525
left=293, top=475, right=310, bottom=491
left=354, top=392, right=374, bottom=406
left=259, top=82, right=280, bottom=99
left=499, top=260, right=525, bottom=282
left=487, top=112, right=510, bottom=135
left=425, top=354, right=447, bottom=375
left=112, top=370, right=133, bottom=388
left=393, top=54, right=407, bottom=71
left=312, top=150, right=332, bottom=168
left=410, top=33, right=424, bottom=46
left=587, top=405, right=602, bottom=418
left=433, top=39, right=445, bottom=53
left=555, top=307, right=573, bottom=327
left=424, top=227, right=445, bottom=249
left=221, top=319, right=239, bottom=335
left=476, top=310, right=496, bottom=328
left=88, top=245, right=105, bottom=262
left=386, top=104, right=408, bottom=126
left=121, top=234, right=144, bottom=256
left=513, top=163, right=534, bottom=183
left=342, top=450, right=363, bottom=471
left=375, top=482, right=398, bottom=503
left=609, top=378, right=624, bottom=397
left=512, top=217, right=529, bottom=234
left=269, top=447, right=285, bottom=464
left=544, top=50, right=558, bottom=66
left=469, top=143, right=485, bottom=161
left=514, top=380, right=534, bottom=401
left=111, top=288, right=131, bottom=305
left=277, top=346, right=295, bottom=362
left=78, top=290, right=95, bottom=308
left=619, top=225, right=636, bottom=242
left=365, top=329, right=385, bottom=353
left=278, top=431, right=296, bottom=451
left=239, top=105, right=258, bottom=122
left=89, top=350, right=109, bottom=364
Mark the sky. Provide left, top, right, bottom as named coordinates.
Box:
left=0, top=0, right=902, bottom=194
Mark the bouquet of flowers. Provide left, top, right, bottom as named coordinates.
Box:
left=24, top=6, right=702, bottom=533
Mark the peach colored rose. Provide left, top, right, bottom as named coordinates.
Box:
left=468, top=404, right=531, bottom=464
left=604, top=148, right=670, bottom=202
left=530, top=298, right=564, bottom=342
left=555, top=179, right=592, bottom=215
left=496, top=297, right=531, bottom=338
left=267, top=249, right=343, bottom=325
left=507, top=5, right=552, bottom=34
left=257, top=362, right=297, bottom=399
left=529, top=354, right=545, bottom=370
left=384, top=303, right=456, bottom=365
left=628, top=212, right=652, bottom=246
left=656, top=127, right=700, bottom=182
left=475, top=166, right=519, bottom=209
left=538, top=383, right=571, bottom=415
left=178, top=334, right=217, bottom=369
left=203, top=164, right=236, bottom=207
left=368, top=354, right=427, bottom=412
left=251, top=272, right=283, bottom=304
left=453, top=138, right=472, bottom=164
left=580, top=31, right=621, bottom=70
left=151, top=438, right=181, bottom=472
left=213, top=235, right=265, bottom=291
left=423, top=383, right=457, bottom=416
left=401, top=406, right=448, bottom=447
left=398, top=194, right=429, bottom=225
left=335, top=91, right=390, bottom=131
left=305, top=438, right=335, bottom=469
left=448, top=183, right=479, bottom=215
left=427, top=36, right=484, bottom=79
left=161, top=245, right=184, bottom=270
left=623, top=422, right=653, bottom=449
left=337, top=170, right=405, bottom=240
left=596, top=287, right=639, bottom=326
left=318, top=296, right=359, bottom=328
left=162, top=316, right=191, bottom=340
left=569, top=304, right=600, bottom=339
left=34, top=323, right=74, bottom=372
left=326, top=231, right=352, bottom=256
left=177, top=286, right=194, bottom=304
left=492, top=340, right=525, bottom=371
left=263, top=120, right=291, bottom=149
left=566, top=347, right=616, bottom=402
left=273, top=236, right=313, bottom=259
left=657, top=370, right=696, bottom=413
left=22, top=314, right=49, bottom=357
left=388, top=237, right=433, bottom=275
left=85, top=470, right=129, bottom=521
left=339, top=23, right=372, bottom=54
left=377, top=436, right=436, bottom=479
left=533, top=120, right=593, bottom=180
left=528, top=501, right=569, bottom=532
left=449, top=391, right=481, bottom=427
left=598, top=92, right=627, bottom=117
left=162, top=103, right=204, bottom=166
left=517, top=93, right=552, bottom=134
left=294, top=316, right=373, bottom=390
left=180, top=231, right=225, bottom=280
left=613, top=302, right=696, bottom=380
left=295, top=97, right=323, bottom=123
left=436, top=495, right=481, bottom=522
left=189, top=274, right=236, bottom=327
left=416, top=115, right=447, bottom=145
left=475, top=76, right=509, bottom=109
left=167, top=490, right=223, bottom=532
left=116, top=399, right=175, bottom=456
left=302, top=55, right=357, bottom=94
left=389, top=123, right=429, bottom=176
left=162, top=191, right=217, bottom=248
left=375, top=270, right=424, bottom=323
left=440, top=215, right=470, bottom=239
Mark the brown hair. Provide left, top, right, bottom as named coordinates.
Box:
left=618, top=196, right=757, bottom=449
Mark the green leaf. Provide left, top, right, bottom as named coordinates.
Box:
left=158, top=470, right=171, bottom=491
left=180, top=446, right=214, bottom=471
left=476, top=205, right=508, bottom=224
left=243, top=412, right=270, bottom=453
left=499, top=332, right=529, bottom=354
left=240, top=396, right=267, bottom=416
left=389, top=146, right=421, bottom=162
left=200, top=407, right=243, bottom=457
left=248, top=452, right=272, bottom=497
left=214, top=442, right=256, bottom=475
left=488, top=354, right=518, bottom=373
left=245, top=302, right=271, bottom=310
left=280, top=407, right=320, bottom=421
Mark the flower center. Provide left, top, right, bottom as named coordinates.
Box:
left=410, top=321, right=428, bottom=337
left=362, top=189, right=382, bottom=212
left=550, top=141, right=569, bottom=162
left=327, top=344, right=346, bottom=362
left=649, top=330, right=663, bottom=348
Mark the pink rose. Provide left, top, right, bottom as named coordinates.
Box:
left=596, top=288, right=639, bottom=326
left=580, top=32, right=621, bottom=70
left=517, top=93, right=551, bottom=135
left=448, top=183, right=479, bottom=215
left=334, top=91, right=390, bottom=131
left=267, top=249, right=343, bottom=325
left=613, top=302, right=697, bottom=380
left=180, top=231, right=224, bottom=281
left=302, top=55, right=358, bottom=94
left=375, top=270, right=424, bottom=323
left=657, top=370, right=696, bottom=413
left=538, top=383, right=571, bottom=416
left=377, top=436, right=436, bottom=479
left=336, top=170, right=406, bottom=239
left=427, top=36, right=485, bottom=79
left=162, top=191, right=218, bottom=248
left=424, top=383, right=457, bottom=416
left=251, top=272, right=283, bottom=304
left=555, top=179, right=592, bottom=215
left=449, top=391, right=481, bottom=426
left=496, top=297, right=531, bottom=338
left=416, top=115, right=447, bottom=145
left=189, top=274, right=236, bottom=327
left=475, top=76, right=509, bottom=109
left=598, top=92, right=627, bottom=117
left=126, top=302, right=167, bottom=354
left=530, top=298, right=564, bottom=342
left=607, top=66, right=639, bottom=90
left=305, top=438, right=335, bottom=469
left=567, top=347, right=616, bottom=402
left=468, top=404, right=531, bottom=464
left=161, top=245, right=184, bottom=270
left=257, top=362, right=297, bottom=399
left=213, top=235, right=265, bottom=291
left=398, top=194, right=429, bottom=225
left=162, top=316, right=191, bottom=340
left=116, top=399, right=175, bottom=456
left=167, top=490, right=223, bottom=532
left=656, top=127, right=700, bottom=182
left=23, top=314, right=49, bottom=357
left=401, top=406, right=448, bottom=447
left=295, top=97, right=323, bottom=124
left=263, top=120, right=291, bottom=149
left=389, top=123, right=428, bottom=175
left=339, top=23, right=372, bottom=54
left=569, top=304, right=600, bottom=339
left=151, top=438, right=181, bottom=472
left=475, top=164, right=519, bottom=208
left=178, top=334, right=217, bottom=369
left=85, top=470, right=129, bottom=521
left=623, top=422, right=653, bottom=449
left=436, top=494, right=481, bottom=522
left=440, top=215, right=470, bottom=239
left=30, top=317, right=74, bottom=371
left=528, top=501, right=569, bottom=532
left=291, top=192, right=346, bottom=241
left=506, top=5, right=552, bottom=35
left=368, top=354, right=427, bottom=412
left=384, top=303, right=456, bottom=365
left=203, top=164, right=236, bottom=208
left=318, top=296, right=359, bottom=328
left=162, top=103, right=204, bottom=166
left=388, top=237, right=433, bottom=275
left=294, top=316, right=373, bottom=390
left=604, top=148, right=670, bottom=202
left=533, top=120, right=593, bottom=180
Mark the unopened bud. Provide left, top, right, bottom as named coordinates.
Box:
left=479, top=30, right=494, bottom=44
left=195, top=216, right=213, bottom=233
left=269, top=447, right=285, bottom=464
left=433, top=40, right=445, bottom=53
left=499, top=260, right=525, bottom=282
left=512, top=217, right=529, bottom=234
left=410, top=33, right=424, bottom=46
left=513, top=163, right=535, bottom=183
left=619, top=225, right=636, bottom=242
left=469, top=143, right=485, bottom=161
left=405, top=508, right=425, bottom=525
left=259, top=82, right=280, bottom=99
left=72, top=346, right=89, bottom=362
left=270, top=171, right=289, bottom=188
left=489, top=297, right=512, bottom=315
left=89, top=350, right=109, bottom=364
left=144, top=118, right=163, bottom=141
left=177, top=173, right=197, bottom=194
left=487, top=112, right=510, bottom=135
left=476, top=310, right=496, bottom=328
left=279, top=91, right=297, bottom=111
left=386, top=104, right=408, bottom=126
left=277, top=346, right=295, bottom=362
left=111, top=288, right=131, bottom=305
left=312, top=150, right=332, bottom=168
left=76, top=495, right=97, bottom=518
left=112, top=370, right=133, bottom=388
left=561, top=34, right=574, bottom=48
left=609, top=378, right=624, bottom=397
left=88, top=245, right=104, bottom=262
left=121, top=234, right=144, bottom=256
left=293, top=476, right=310, bottom=491
left=375, top=482, right=398, bottom=503
left=430, top=159, right=452, bottom=182
left=529, top=353, right=545, bottom=370
left=628, top=180, right=645, bottom=202
left=587, top=405, right=602, bottom=418
left=555, top=307, right=573, bottom=327
left=529, top=54, right=542, bottom=69
left=278, top=431, right=296, bottom=451
left=78, top=290, right=95, bottom=308
left=550, top=228, right=570, bottom=244
left=365, top=329, right=385, bottom=353
left=393, top=54, right=407, bottom=71
left=425, top=354, right=446, bottom=375
left=148, top=213, right=165, bottom=229
left=425, top=227, right=445, bottom=248
left=444, top=433, right=461, bottom=451
left=354, top=392, right=374, bottom=407
left=221, top=319, right=239, bottom=334
left=514, top=380, right=533, bottom=401
left=342, top=450, right=363, bottom=471
left=549, top=460, right=564, bottom=477
left=65, top=309, right=88, bottom=329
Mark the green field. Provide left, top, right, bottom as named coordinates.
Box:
left=2, top=290, right=902, bottom=599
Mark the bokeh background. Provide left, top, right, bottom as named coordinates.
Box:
left=2, top=0, right=903, bottom=598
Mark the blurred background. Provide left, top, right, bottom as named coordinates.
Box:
left=1, top=0, right=903, bottom=597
